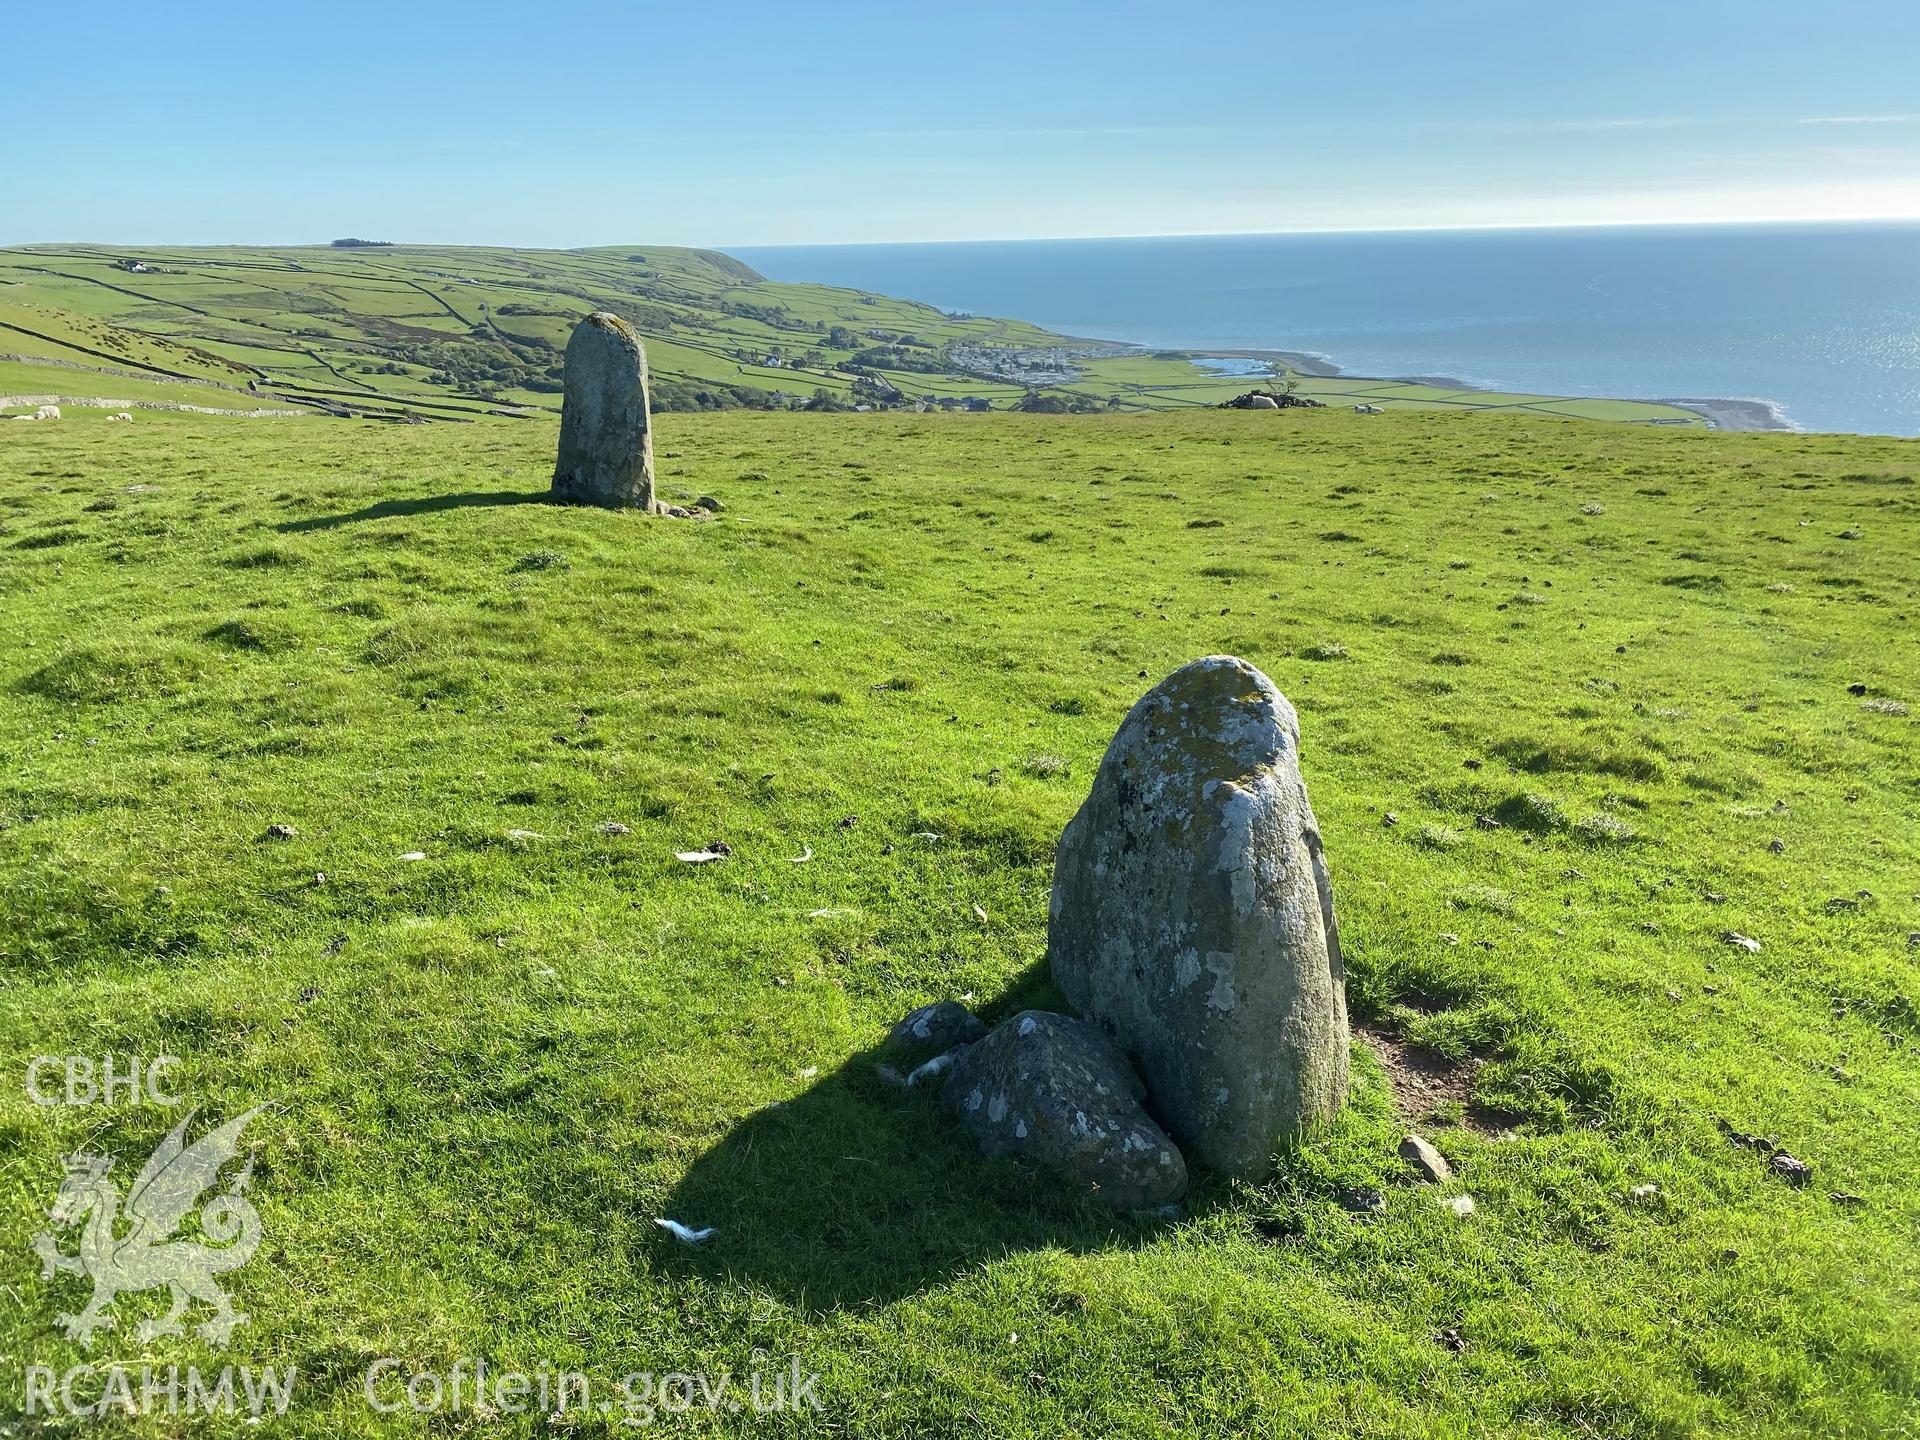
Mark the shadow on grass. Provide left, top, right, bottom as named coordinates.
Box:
left=276, top=490, right=553, bottom=532
left=655, top=1062, right=1184, bottom=1309
left=655, top=966, right=1192, bottom=1309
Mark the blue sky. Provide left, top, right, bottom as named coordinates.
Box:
left=9, top=0, right=1918, bottom=246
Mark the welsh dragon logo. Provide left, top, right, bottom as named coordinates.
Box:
left=30, top=1107, right=264, bottom=1348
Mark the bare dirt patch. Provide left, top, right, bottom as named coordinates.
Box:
left=1357, top=1024, right=1507, bottom=1136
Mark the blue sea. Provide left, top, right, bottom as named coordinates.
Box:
left=736, top=224, right=1920, bottom=436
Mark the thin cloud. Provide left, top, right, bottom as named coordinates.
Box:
left=1546, top=116, right=1693, bottom=132
left=848, top=124, right=1170, bottom=142
left=1479, top=117, right=1695, bottom=135
left=1799, top=113, right=1920, bottom=125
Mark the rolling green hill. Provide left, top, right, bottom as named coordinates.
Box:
left=1, top=405, right=1913, bottom=1435
left=0, top=243, right=1707, bottom=426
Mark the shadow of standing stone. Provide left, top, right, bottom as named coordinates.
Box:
left=656, top=1042, right=1179, bottom=1309
left=552, top=311, right=656, bottom=510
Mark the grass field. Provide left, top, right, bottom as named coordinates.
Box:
left=0, top=244, right=1706, bottom=427
left=1, top=405, right=1915, bottom=1436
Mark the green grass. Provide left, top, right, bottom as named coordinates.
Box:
left=0, top=300, right=252, bottom=384
left=0, top=360, right=286, bottom=416
left=0, top=244, right=1704, bottom=426
left=1, top=407, right=1916, bottom=1436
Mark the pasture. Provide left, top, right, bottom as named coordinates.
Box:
left=1, top=405, right=1914, bottom=1434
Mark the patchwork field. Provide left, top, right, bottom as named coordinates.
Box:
left=0, top=244, right=1707, bottom=427
left=1, top=406, right=1915, bottom=1436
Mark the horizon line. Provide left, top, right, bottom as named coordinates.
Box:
left=9, top=212, right=1920, bottom=255
left=729, top=212, right=1920, bottom=249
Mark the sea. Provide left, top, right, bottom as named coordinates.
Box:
left=736, top=223, right=1920, bottom=436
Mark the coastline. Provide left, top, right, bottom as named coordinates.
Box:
left=741, top=226, right=1920, bottom=436
left=1657, top=397, right=1798, bottom=433
left=1179, top=347, right=1344, bottom=379
left=1185, top=348, right=1795, bottom=432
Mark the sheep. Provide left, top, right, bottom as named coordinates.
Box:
left=34, top=405, right=61, bottom=421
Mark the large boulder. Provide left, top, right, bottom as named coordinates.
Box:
left=552, top=312, right=656, bottom=510
left=1047, top=656, right=1348, bottom=1179
left=941, top=1011, right=1186, bottom=1210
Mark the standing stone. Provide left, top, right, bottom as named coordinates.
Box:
left=552, top=312, right=655, bottom=510
left=1047, top=655, right=1348, bottom=1179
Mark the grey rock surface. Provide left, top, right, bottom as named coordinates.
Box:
left=1048, top=655, right=1349, bottom=1179
left=552, top=312, right=656, bottom=510
left=1399, top=1133, right=1452, bottom=1183
left=884, top=1001, right=988, bottom=1067
left=941, top=1011, right=1187, bottom=1210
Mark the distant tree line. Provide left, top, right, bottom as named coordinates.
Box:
left=845, top=344, right=943, bottom=374
left=377, top=333, right=560, bottom=400
left=1013, top=389, right=1112, bottom=414
left=652, top=379, right=797, bottom=412
left=330, top=238, right=393, bottom=248
left=723, top=299, right=799, bottom=329
left=826, top=325, right=926, bottom=350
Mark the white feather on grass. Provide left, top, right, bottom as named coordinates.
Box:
left=653, top=1218, right=717, bottom=1245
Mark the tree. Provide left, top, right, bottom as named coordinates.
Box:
left=1263, top=360, right=1300, bottom=398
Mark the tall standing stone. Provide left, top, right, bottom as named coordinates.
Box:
left=1047, top=655, right=1348, bottom=1179
left=552, top=311, right=655, bottom=510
